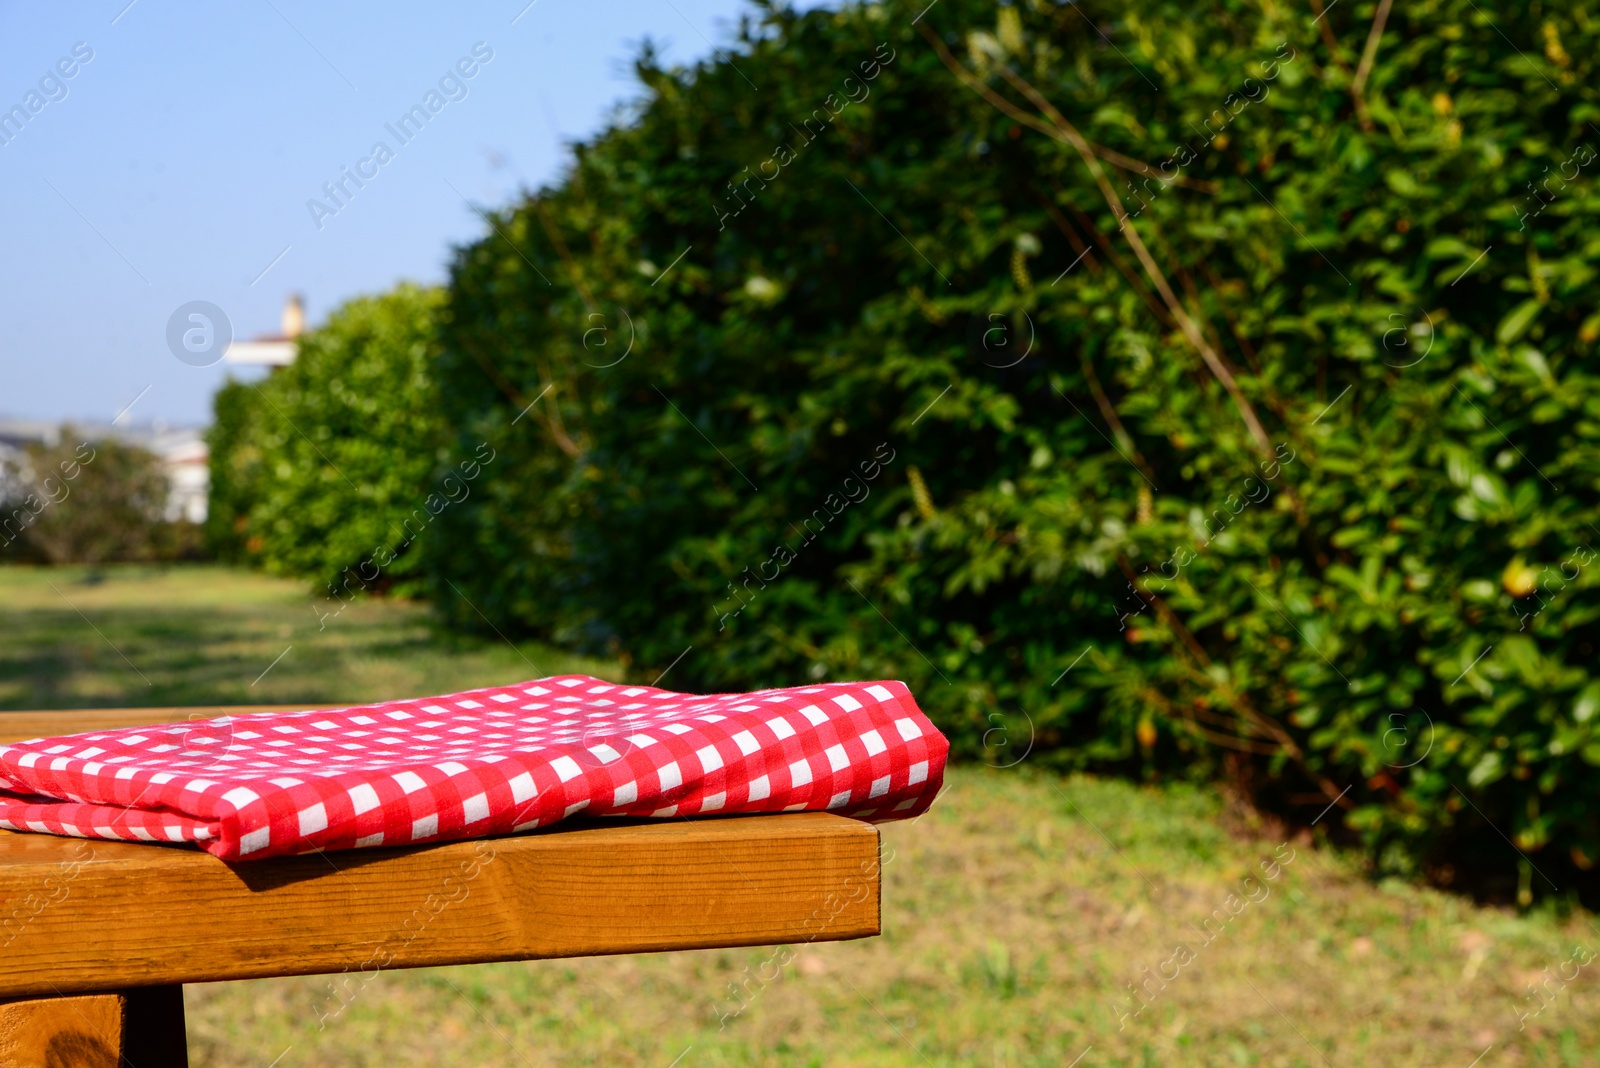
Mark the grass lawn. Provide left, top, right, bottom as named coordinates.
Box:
left=3, top=564, right=1598, bottom=1065
left=0, top=563, right=611, bottom=713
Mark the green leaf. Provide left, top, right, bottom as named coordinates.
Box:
left=1385, top=170, right=1421, bottom=196
left=1467, top=752, right=1503, bottom=787
left=1575, top=681, right=1600, bottom=724
left=1497, top=299, right=1542, bottom=345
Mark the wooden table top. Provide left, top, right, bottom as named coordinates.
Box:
left=0, top=705, right=301, bottom=744
left=0, top=707, right=882, bottom=998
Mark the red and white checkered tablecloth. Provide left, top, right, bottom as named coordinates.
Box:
left=0, top=676, right=946, bottom=860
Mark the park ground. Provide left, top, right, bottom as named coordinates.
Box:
left=3, top=564, right=1599, bottom=1066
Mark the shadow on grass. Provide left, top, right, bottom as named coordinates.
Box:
left=0, top=575, right=603, bottom=712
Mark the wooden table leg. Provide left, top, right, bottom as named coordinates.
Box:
left=0, top=985, right=187, bottom=1067
left=121, top=986, right=188, bottom=1067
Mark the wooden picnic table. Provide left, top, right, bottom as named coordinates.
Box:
left=0, top=706, right=883, bottom=1066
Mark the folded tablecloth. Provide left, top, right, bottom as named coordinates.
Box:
left=0, top=675, right=946, bottom=860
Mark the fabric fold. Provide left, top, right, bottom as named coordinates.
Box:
left=0, top=675, right=947, bottom=860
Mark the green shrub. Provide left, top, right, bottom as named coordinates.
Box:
left=2, top=436, right=170, bottom=564
left=419, top=0, right=1600, bottom=896
left=205, top=378, right=269, bottom=563
left=212, top=284, right=451, bottom=600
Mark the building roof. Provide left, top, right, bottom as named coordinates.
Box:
left=223, top=337, right=297, bottom=366
left=223, top=293, right=304, bottom=366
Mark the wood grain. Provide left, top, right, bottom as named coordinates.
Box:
left=0, top=987, right=186, bottom=1067
left=0, top=707, right=882, bottom=996
left=0, top=706, right=302, bottom=745
left=0, top=993, right=123, bottom=1068
left=0, top=812, right=880, bottom=999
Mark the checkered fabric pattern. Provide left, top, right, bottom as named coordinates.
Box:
left=0, top=676, right=946, bottom=861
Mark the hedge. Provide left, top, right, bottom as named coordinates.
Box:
left=208, top=284, right=450, bottom=600
left=225, top=0, right=1600, bottom=898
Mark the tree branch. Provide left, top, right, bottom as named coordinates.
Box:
left=1090, top=142, right=1219, bottom=194
left=981, top=54, right=1275, bottom=457
left=1116, top=557, right=1351, bottom=809
left=1350, top=0, right=1394, bottom=132
left=1049, top=186, right=1173, bottom=329
left=1307, top=0, right=1355, bottom=77
left=1080, top=348, right=1157, bottom=485
left=1034, top=193, right=1103, bottom=276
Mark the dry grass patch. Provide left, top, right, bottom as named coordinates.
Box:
left=188, top=767, right=1600, bottom=1066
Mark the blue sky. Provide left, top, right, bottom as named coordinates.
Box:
left=0, top=0, right=806, bottom=426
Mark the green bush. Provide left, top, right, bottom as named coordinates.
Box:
left=419, top=0, right=1600, bottom=895
left=2, top=436, right=171, bottom=564
left=209, top=284, right=452, bottom=600
left=205, top=378, right=269, bottom=563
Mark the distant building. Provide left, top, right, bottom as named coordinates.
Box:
left=0, top=420, right=65, bottom=505
left=0, top=419, right=64, bottom=451
left=224, top=293, right=305, bottom=367
left=148, top=426, right=210, bottom=523
left=0, top=419, right=210, bottom=523
left=1, top=294, right=308, bottom=523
